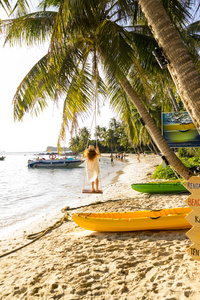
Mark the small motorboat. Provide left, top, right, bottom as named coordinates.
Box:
left=28, top=155, right=84, bottom=168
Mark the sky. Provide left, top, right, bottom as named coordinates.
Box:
left=0, top=9, right=115, bottom=153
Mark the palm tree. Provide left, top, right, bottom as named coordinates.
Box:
left=1, top=0, right=195, bottom=179
left=138, top=0, right=200, bottom=132
left=69, top=127, right=90, bottom=153
left=77, top=127, right=90, bottom=151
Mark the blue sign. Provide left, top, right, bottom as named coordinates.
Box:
left=162, top=112, right=200, bottom=148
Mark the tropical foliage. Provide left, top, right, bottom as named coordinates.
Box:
left=152, top=155, right=200, bottom=180
left=0, top=0, right=11, bottom=14
left=69, top=118, right=134, bottom=154
left=1, top=0, right=200, bottom=179
left=2, top=1, right=198, bottom=134
left=151, top=164, right=177, bottom=180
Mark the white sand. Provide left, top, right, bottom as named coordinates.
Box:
left=0, top=154, right=200, bottom=299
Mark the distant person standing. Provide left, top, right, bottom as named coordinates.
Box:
left=110, top=153, right=114, bottom=165
left=123, top=152, right=126, bottom=160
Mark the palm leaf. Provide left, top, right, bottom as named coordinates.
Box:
left=12, top=53, right=54, bottom=120
left=3, top=11, right=57, bottom=46
left=10, top=0, right=30, bottom=16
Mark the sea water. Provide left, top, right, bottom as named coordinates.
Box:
left=0, top=152, right=125, bottom=237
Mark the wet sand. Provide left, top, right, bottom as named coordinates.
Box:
left=0, top=154, right=199, bottom=299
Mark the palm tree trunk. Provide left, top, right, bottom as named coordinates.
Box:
left=117, top=73, right=192, bottom=180
left=138, top=0, right=200, bottom=132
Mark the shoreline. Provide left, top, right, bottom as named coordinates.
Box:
left=1, top=154, right=200, bottom=299
left=0, top=154, right=127, bottom=242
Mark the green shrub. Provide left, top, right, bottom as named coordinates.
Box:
left=180, top=156, right=200, bottom=168
left=178, top=147, right=200, bottom=158
left=151, top=156, right=200, bottom=180
left=151, top=164, right=177, bottom=180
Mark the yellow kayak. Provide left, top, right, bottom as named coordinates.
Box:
left=72, top=207, right=192, bottom=232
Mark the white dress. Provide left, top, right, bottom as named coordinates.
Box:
left=86, top=154, right=100, bottom=182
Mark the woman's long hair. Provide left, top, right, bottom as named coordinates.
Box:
left=84, top=149, right=98, bottom=161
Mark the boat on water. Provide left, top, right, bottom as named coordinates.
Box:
left=72, top=207, right=192, bottom=232
left=28, top=155, right=84, bottom=168
left=0, top=156, right=5, bottom=161
left=131, top=180, right=189, bottom=194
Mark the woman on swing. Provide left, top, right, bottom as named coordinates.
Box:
left=84, top=145, right=101, bottom=192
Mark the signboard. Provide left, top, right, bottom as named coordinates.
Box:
left=186, top=227, right=200, bottom=245
left=186, top=211, right=200, bottom=228
left=185, top=176, right=200, bottom=261
left=184, top=176, right=200, bottom=194
left=185, top=195, right=200, bottom=209
left=162, top=112, right=200, bottom=148
left=187, top=244, right=200, bottom=261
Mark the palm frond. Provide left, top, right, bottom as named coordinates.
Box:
left=12, top=53, right=54, bottom=120
left=10, top=0, right=31, bottom=16
left=3, top=11, right=57, bottom=46
left=58, top=68, right=95, bottom=146
left=0, top=0, right=11, bottom=13
left=39, top=0, right=61, bottom=11
left=161, top=0, right=192, bottom=27
left=97, top=19, right=137, bottom=77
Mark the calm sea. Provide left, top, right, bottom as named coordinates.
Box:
left=0, top=152, right=125, bottom=237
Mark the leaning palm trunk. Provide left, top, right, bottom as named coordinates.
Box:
left=118, top=73, right=192, bottom=180
left=138, top=0, right=200, bottom=132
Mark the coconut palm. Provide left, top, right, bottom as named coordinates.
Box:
left=1, top=0, right=196, bottom=179
left=138, top=0, right=200, bottom=132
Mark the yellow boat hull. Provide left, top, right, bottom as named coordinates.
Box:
left=72, top=207, right=192, bottom=232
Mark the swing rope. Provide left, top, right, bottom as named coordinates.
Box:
left=82, top=75, right=103, bottom=193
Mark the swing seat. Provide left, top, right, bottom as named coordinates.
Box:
left=82, top=189, right=103, bottom=194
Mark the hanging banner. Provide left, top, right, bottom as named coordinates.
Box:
left=162, top=112, right=200, bottom=147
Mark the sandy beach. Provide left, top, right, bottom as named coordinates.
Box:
left=1, top=154, right=200, bottom=299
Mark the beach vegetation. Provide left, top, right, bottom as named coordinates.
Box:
left=152, top=155, right=200, bottom=180
left=151, top=164, right=177, bottom=180
left=178, top=147, right=200, bottom=158
left=0, top=0, right=11, bottom=15
left=1, top=0, right=200, bottom=180
left=69, top=118, right=133, bottom=153
left=179, top=156, right=200, bottom=169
